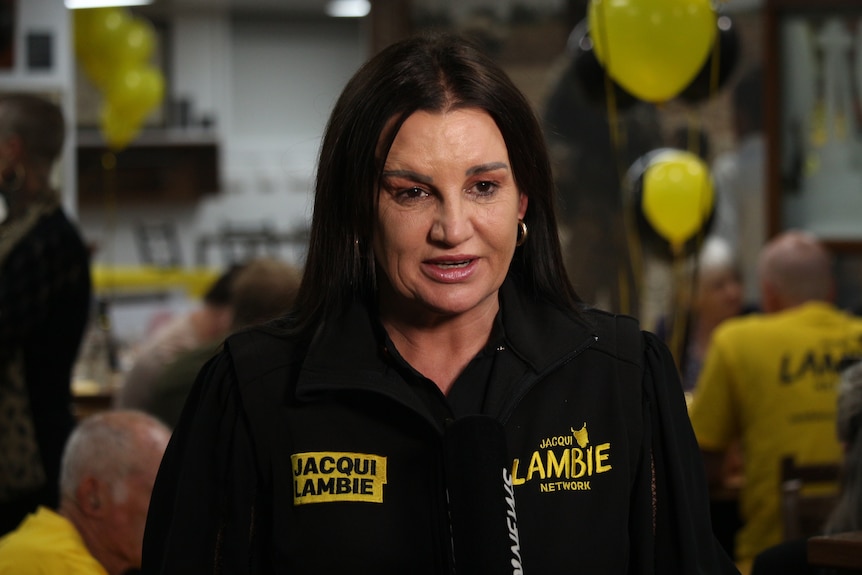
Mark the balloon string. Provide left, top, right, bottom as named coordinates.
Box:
left=709, top=14, right=721, bottom=100
left=101, top=152, right=118, bottom=294
left=669, top=245, right=693, bottom=373
left=700, top=156, right=711, bottom=246
left=621, top=170, right=644, bottom=317
left=598, top=0, right=620, bottom=151
left=690, top=117, right=712, bottom=251
left=596, top=0, right=644, bottom=317
left=686, top=110, right=712, bottom=253
left=712, top=0, right=730, bottom=127
left=607, top=77, right=645, bottom=317
left=669, top=148, right=713, bottom=373
left=687, top=111, right=702, bottom=158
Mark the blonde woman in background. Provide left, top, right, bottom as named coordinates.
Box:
left=655, top=236, right=747, bottom=393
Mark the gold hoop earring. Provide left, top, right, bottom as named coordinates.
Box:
left=516, top=219, right=528, bottom=247
left=0, top=164, right=25, bottom=194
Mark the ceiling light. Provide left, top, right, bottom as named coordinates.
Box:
left=325, top=0, right=370, bottom=18
left=65, top=0, right=152, bottom=8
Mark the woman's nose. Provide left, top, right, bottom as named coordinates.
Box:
left=429, top=195, right=472, bottom=246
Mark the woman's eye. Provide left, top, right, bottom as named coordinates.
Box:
left=398, top=186, right=429, bottom=200
left=471, top=181, right=498, bottom=196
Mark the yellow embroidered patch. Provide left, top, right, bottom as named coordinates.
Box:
left=510, top=423, right=614, bottom=491
left=291, top=451, right=388, bottom=505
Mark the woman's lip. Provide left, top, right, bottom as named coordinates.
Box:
left=426, top=256, right=475, bottom=264
left=422, top=258, right=478, bottom=282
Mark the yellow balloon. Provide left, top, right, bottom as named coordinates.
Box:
left=107, top=65, right=165, bottom=123
left=79, top=52, right=114, bottom=91
left=588, top=0, right=716, bottom=103
left=73, top=8, right=108, bottom=60
left=100, top=101, right=142, bottom=151
left=115, top=17, right=157, bottom=66
left=86, top=7, right=132, bottom=55
left=641, top=150, right=714, bottom=250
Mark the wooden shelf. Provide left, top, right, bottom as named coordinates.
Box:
left=76, top=129, right=220, bottom=206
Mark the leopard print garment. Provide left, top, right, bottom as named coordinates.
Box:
left=0, top=349, right=46, bottom=502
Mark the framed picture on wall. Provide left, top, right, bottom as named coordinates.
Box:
left=0, top=0, right=15, bottom=69
left=765, top=0, right=862, bottom=250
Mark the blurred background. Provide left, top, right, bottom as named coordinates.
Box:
left=3, top=0, right=862, bottom=378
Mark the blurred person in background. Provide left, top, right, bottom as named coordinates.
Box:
left=655, top=237, right=747, bottom=557
left=710, top=67, right=766, bottom=307
left=689, top=230, right=862, bottom=573
left=0, top=94, right=92, bottom=535
left=656, top=236, right=747, bottom=393
left=751, top=359, right=862, bottom=575
left=823, top=359, right=862, bottom=534
left=115, top=264, right=244, bottom=410
left=143, top=257, right=301, bottom=428
left=0, top=410, right=170, bottom=575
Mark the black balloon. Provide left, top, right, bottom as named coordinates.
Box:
left=568, top=20, right=640, bottom=111
left=626, top=148, right=716, bottom=260
left=678, top=15, right=740, bottom=104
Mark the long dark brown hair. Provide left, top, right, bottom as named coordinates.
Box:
left=290, top=32, right=579, bottom=336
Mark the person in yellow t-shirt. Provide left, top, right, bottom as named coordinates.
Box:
left=0, top=411, right=170, bottom=575
left=689, top=230, right=862, bottom=572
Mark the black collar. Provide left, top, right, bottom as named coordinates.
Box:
left=295, top=277, right=597, bottom=405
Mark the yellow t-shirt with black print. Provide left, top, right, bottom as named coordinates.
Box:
left=690, top=301, right=862, bottom=563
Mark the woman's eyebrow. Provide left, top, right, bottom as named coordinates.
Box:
left=382, top=162, right=509, bottom=183
left=466, top=162, right=509, bottom=176
left=381, top=169, right=433, bottom=184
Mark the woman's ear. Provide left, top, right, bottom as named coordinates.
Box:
left=518, top=192, right=528, bottom=219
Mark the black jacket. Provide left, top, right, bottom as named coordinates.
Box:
left=0, top=207, right=91, bottom=534
left=143, top=279, right=737, bottom=574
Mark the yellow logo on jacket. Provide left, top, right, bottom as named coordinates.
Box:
left=291, top=451, right=387, bottom=505
left=511, top=423, right=612, bottom=492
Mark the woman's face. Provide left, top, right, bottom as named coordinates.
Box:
left=694, top=265, right=744, bottom=323
left=373, top=108, right=527, bottom=323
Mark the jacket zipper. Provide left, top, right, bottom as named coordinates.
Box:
left=498, top=334, right=598, bottom=424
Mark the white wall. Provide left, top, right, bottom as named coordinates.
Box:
left=0, top=0, right=76, bottom=214
left=1, top=1, right=368, bottom=269
left=76, top=11, right=369, bottom=269
left=209, top=15, right=366, bottom=261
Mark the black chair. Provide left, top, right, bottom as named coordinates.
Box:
left=134, top=221, right=183, bottom=268
left=780, top=455, right=841, bottom=541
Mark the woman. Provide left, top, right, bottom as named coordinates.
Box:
left=142, top=33, right=737, bottom=574
left=683, top=238, right=745, bottom=388
left=0, top=94, right=92, bottom=535
left=656, top=237, right=746, bottom=393
left=655, top=239, right=747, bottom=560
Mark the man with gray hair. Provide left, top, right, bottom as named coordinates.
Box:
left=0, top=410, right=170, bottom=574
left=689, top=230, right=862, bottom=571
